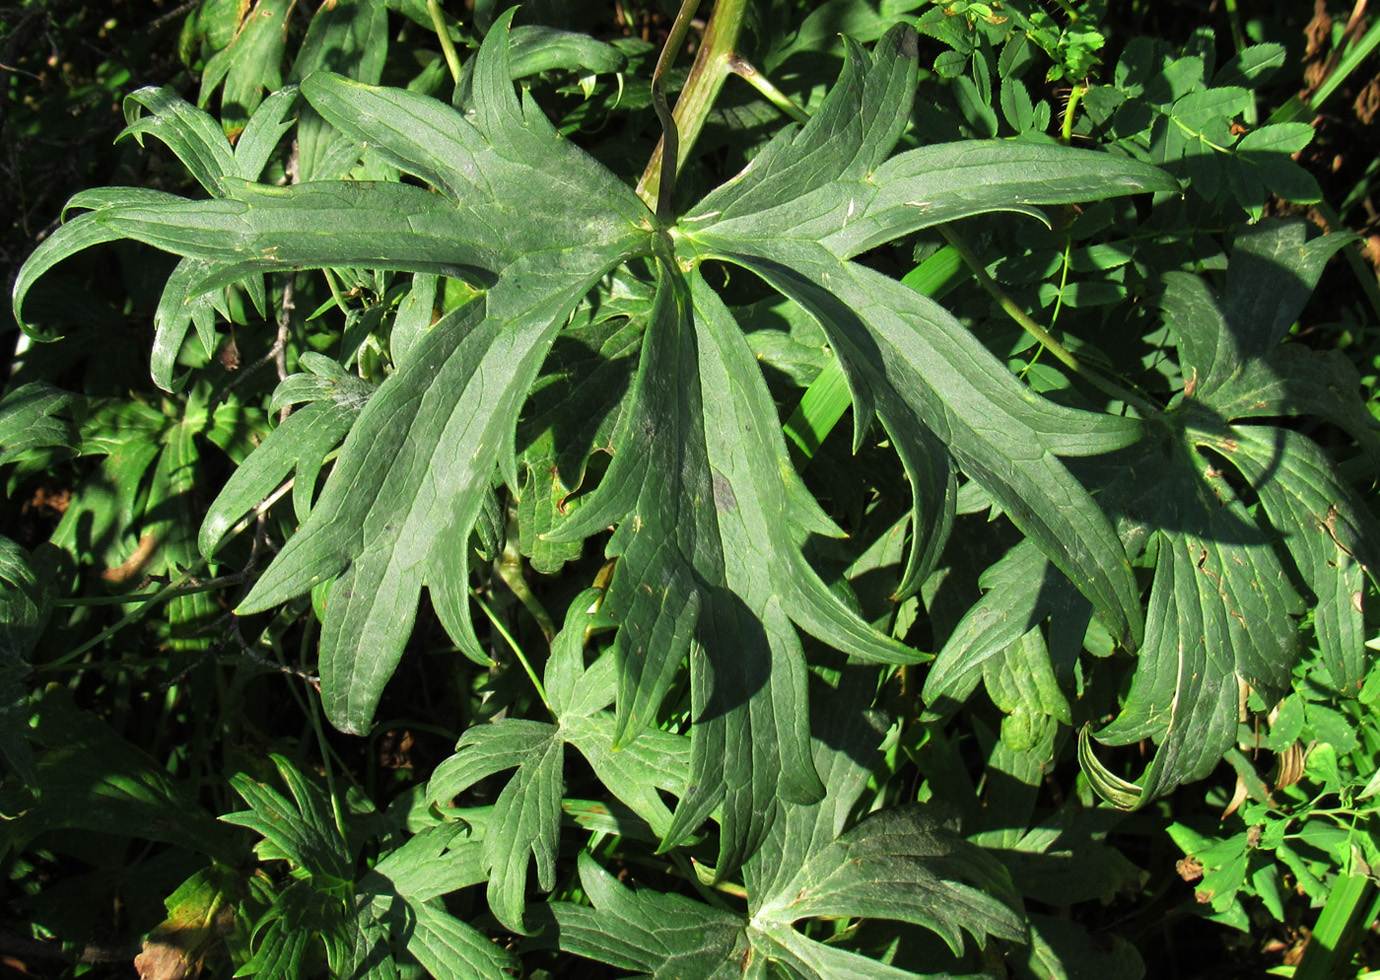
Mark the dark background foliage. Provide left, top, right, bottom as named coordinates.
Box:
left=2, top=1, right=1379, bottom=978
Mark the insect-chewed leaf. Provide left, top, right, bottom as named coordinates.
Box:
left=1205, top=425, right=1380, bottom=694
left=1091, top=442, right=1302, bottom=803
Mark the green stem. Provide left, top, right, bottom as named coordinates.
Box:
left=1222, top=0, right=1247, bottom=56
left=1048, top=0, right=1079, bottom=21
left=647, top=0, right=701, bottom=221
left=44, top=561, right=207, bottom=668
left=727, top=53, right=809, bottom=123
left=939, top=225, right=1159, bottom=417
left=54, top=574, right=245, bottom=606
left=1310, top=13, right=1380, bottom=113
left=496, top=509, right=556, bottom=643
left=427, top=0, right=462, bottom=84
left=637, top=0, right=751, bottom=209
left=472, top=589, right=551, bottom=715
left=1060, top=83, right=1084, bottom=144
left=940, top=226, right=1082, bottom=374
left=298, top=614, right=350, bottom=844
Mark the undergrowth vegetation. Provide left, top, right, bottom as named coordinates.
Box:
left=3, top=0, right=1380, bottom=977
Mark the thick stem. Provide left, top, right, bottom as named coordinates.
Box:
left=637, top=0, right=751, bottom=210
left=648, top=0, right=701, bottom=221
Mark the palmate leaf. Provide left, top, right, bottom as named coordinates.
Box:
left=530, top=671, right=1024, bottom=979
left=672, top=32, right=1167, bottom=641
left=1091, top=440, right=1302, bottom=802
left=236, top=257, right=623, bottom=734
left=552, top=260, right=916, bottom=873
left=1208, top=425, right=1380, bottom=693
left=362, top=826, right=514, bottom=980
left=222, top=753, right=352, bottom=884
left=426, top=591, right=691, bottom=934
left=709, top=241, right=1145, bottom=650
left=219, top=15, right=649, bottom=735
left=1084, top=223, right=1375, bottom=803
left=687, top=25, right=1175, bottom=262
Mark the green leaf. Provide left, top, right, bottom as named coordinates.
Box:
left=0, top=537, right=47, bottom=785
left=200, top=372, right=371, bottom=557
left=12, top=212, right=126, bottom=337
left=0, top=382, right=80, bottom=469
left=426, top=719, right=562, bottom=934
left=18, top=15, right=651, bottom=330
left=199, top=0, right=291, bottom=140
left=237, top=261, right=611, bottom=734
left=692, top=26, right=920, bottom=228
left=286, top=0, right=389, bottom=181
left=1207, top=425, right=1380, bottom=694
left=236, top=881, right=322, bottom=979
left=234, top=86, right=301, bottom=181
left=226, top=17, right=654, bottom=738
left=2, top=687, right=235, bottom=862
left=1092, top=441, right=1302, bottom=803
left=687, top=25, right=1174, bottom=260
left=425, top=594, right=692, bottom=930
left=562, top=712, right=691, bottom=840
left=923, top=539, right=1075, bottom=713
left=711, top=241, right=1144, bottom=651
left=754, top=803, right=1026, bottom=955
left=1219, top=220, right=1354, bottom=357
left=1214, top=43, right=1286, bottom=88
left=151, top=257, right=220, bottom=392
left=532, top=672, right=1024, bottom=978
left=406, top=901, right=519, bottom=980
left=122, top=86, right=237, bottom=197
left=554, top=263, right=913, bottom=871
left=1228, top=123, right=1322, bottom=213
left=516, top=312, right=643, bottom=575
left=529, top=851, right=748, bottom=978
left=495, top=24, right=628, bottom=79
left=361, top=824, right=515, bottom=980
left=222, top=754, right=351, bottom=883
left=1023, top=914, right=1145, bottom=980
left=299, top=20, right=646, bottom=231
left=364, top=823, right=486, bottom=904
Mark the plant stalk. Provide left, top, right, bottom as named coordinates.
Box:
left=939, top=225, right=1160, bottom=417
left=427, top=0, right=462, bottom=84
left=637, top=0, right=751, bottom=210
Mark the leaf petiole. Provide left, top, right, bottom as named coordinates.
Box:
left=426, top=0, right=462, bottom=84
left=471, top=588, right=551, bottom=714
left=727, top=53, right=809, bottom=124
